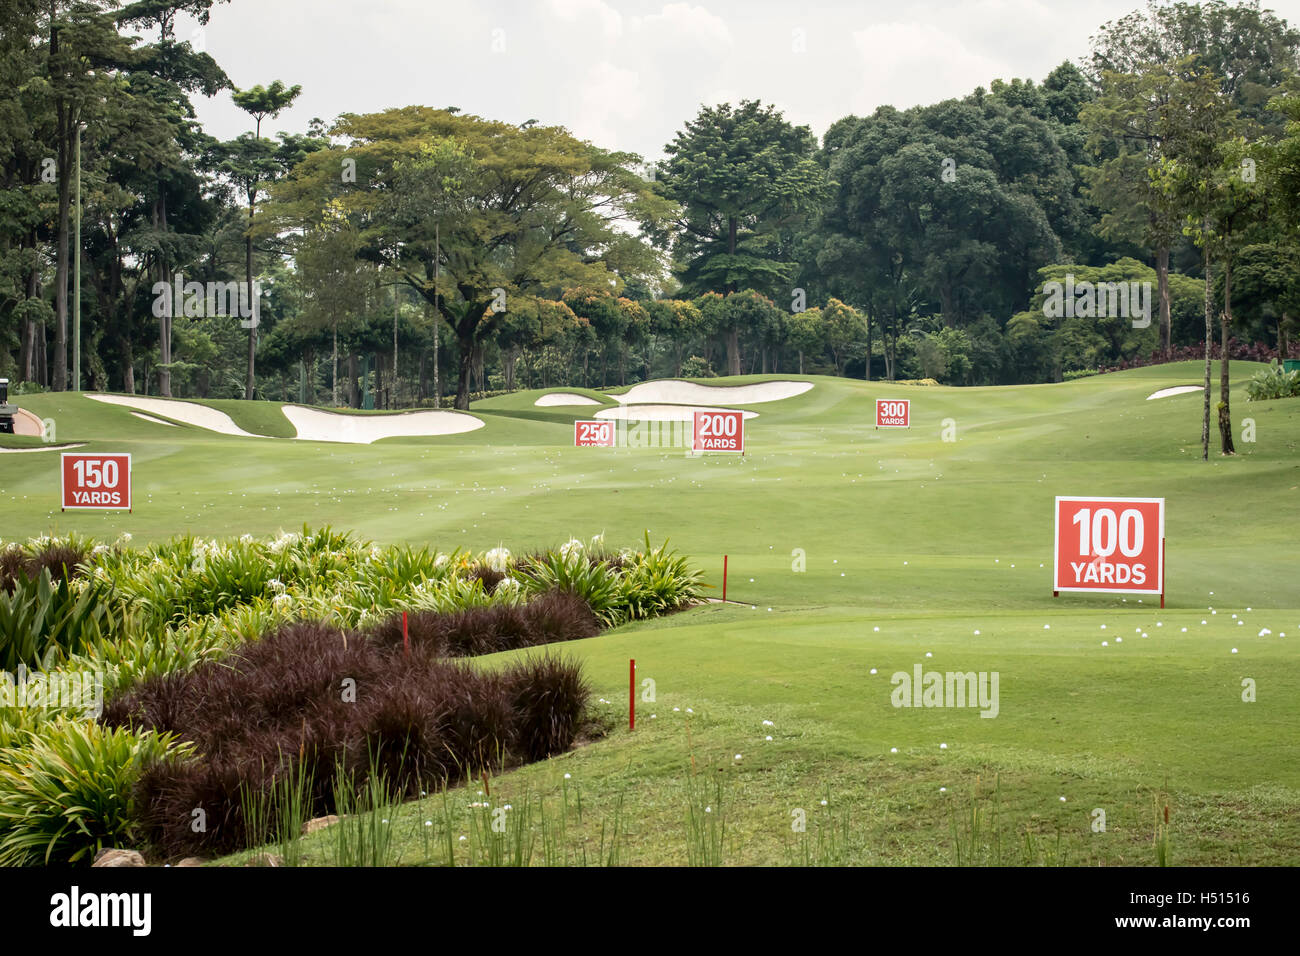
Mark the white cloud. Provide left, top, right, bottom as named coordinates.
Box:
left=572, top=61, right=644, bottom=149
left=638, top=3, right=733, bottom=51
left=851, top=22, right=1005, bottom=114
left=548, top=0, right=624, bottom=40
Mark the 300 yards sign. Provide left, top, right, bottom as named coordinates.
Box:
left=61, top=453, right=131, bottom=510
left=876, top=399, right=910, bottom=428
left=1054, top=496, right=1163, bottom=598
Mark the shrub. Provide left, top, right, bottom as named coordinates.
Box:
left=0, top=570, right=114, bottom=671
left=367, top=590, right=599, bottom=657
left=516, top=546, right=623, bottom=626
left=106, top=621, right=594, bottom=859
left=0, top=720, right=192, bottom=865
left=500, top=655, right=590, bottom=762
left=1246, top=360, right=1300, bottom=401
left=1, top=535, right=92, bottom=594
left=680, top=355, right=716, bottom=378
left=618, top=536, right=704, bottom=621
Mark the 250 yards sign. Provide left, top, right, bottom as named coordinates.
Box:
left=1054, top=496, right=1163, bottom=603
left=61, top=453, right=131, bottom=511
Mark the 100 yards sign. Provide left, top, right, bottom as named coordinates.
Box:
left=1054, top=496, right=1163, bottom=600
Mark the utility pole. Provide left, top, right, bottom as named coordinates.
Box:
left=73, top=123, right=82, bottom=391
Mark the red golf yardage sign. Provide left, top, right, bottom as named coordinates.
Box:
left=61, top=453, right=131, bottom=510
left=692, top=409, right=744, bottom=453
left=573, top=420, right=616, bottom=447
left=1054, top=496, right=1163, bottom=596
left=876, top=399, right=910, bottom=428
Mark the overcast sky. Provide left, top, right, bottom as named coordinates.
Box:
left=175, top=0, right=1300, bottom=159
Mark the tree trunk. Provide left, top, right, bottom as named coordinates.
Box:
left=504, top=347, right=517, bottom=391
left=154, top=196, right=172, bottom=397
left=1201, top=233, right=1212, bottom=462
left=244, top=227, right=256, bottom=399
left=725, top=326, right=740, bottom=376
left=332, top=322, right=339, bottom=405
left=455, top=336, right=473, bottom=410
left=347, top=353, right=359, bottom=407
left=53, top=133, right=71, bottom=392
left=864, top=312, right=872, bottom=380
left=939, top=285, right=956, bottom=329
left=1219, top=258, right=1235, bottom=456
left=123, top=331, right=134, bottom=394
left=1156, top=245, right=1171, bottom=358
left=798, top=351, right=804, bottom=374
left=20, top=258, right=39, bottom=381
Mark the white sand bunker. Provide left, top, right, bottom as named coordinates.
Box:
left=132, top=411, right=178, bottom=426
left=282, top=406, right=484, bottom=444
left=1147, top=385, right=1204, bottom=400
left=595, top=404, right=759, bottom=422
left=534, top=392, right=602, bottom=407
left=87, top=394, right=260, bottom=436
left=0, top=442, right=86, bottom=453
left=615, top=380, right=812, bottom=405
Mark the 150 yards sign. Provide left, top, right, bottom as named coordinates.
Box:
left=61, top=453, right=131, bottom=511
left=1054, top=496, right=1163, bottom=603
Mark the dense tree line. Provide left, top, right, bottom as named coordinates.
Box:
left=4, top=1, right=1300, bottom=451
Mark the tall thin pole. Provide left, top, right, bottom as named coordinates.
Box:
left=73, top=123, right=81, bottom=392
left=392, top=285, right=399, bottom=408
left=433, top=222, right=440, bottom=409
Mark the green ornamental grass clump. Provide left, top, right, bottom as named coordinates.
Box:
left=0, top=720, right=192, bottom=866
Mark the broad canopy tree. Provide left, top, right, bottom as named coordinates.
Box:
left=270, top=106, right=671, bottom=409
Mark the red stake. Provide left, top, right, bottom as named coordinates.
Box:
left=629, top=658, right=636, bottom=730
left=722, top=555, right=728, bottom=603
left=1160, top=538, right=1166, bottom=609
left=402, top=610, right=410, bottom=657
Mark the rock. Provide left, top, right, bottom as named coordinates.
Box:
left=175, top=857, right=207, bottom=867
left=302, top=815, right=341, bottom=835
left=92, top=848, right=146, bottom=868
left=245, top=853, right=282, bottom=867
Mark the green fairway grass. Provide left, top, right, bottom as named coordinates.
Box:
left=3, top=362, right=1297, bottom=865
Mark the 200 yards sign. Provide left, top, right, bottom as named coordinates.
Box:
left=692, top=409, right=744, bottom=452
left=1054, top=496, right=1163, bottom=597
left=61, top=453, right=131, bottom=511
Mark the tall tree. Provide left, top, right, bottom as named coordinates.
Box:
left=659, top=100, right=828, bottom=374
left=229, top=80, right=301, bottom=399
left=1152, top=61, right=1240, bottom=460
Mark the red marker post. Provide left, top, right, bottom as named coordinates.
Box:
left=402, top=610, right=410, bottom=657
left=629, top=659, right=636, bottom=730
left=722, top=555, right=728, bottom=603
